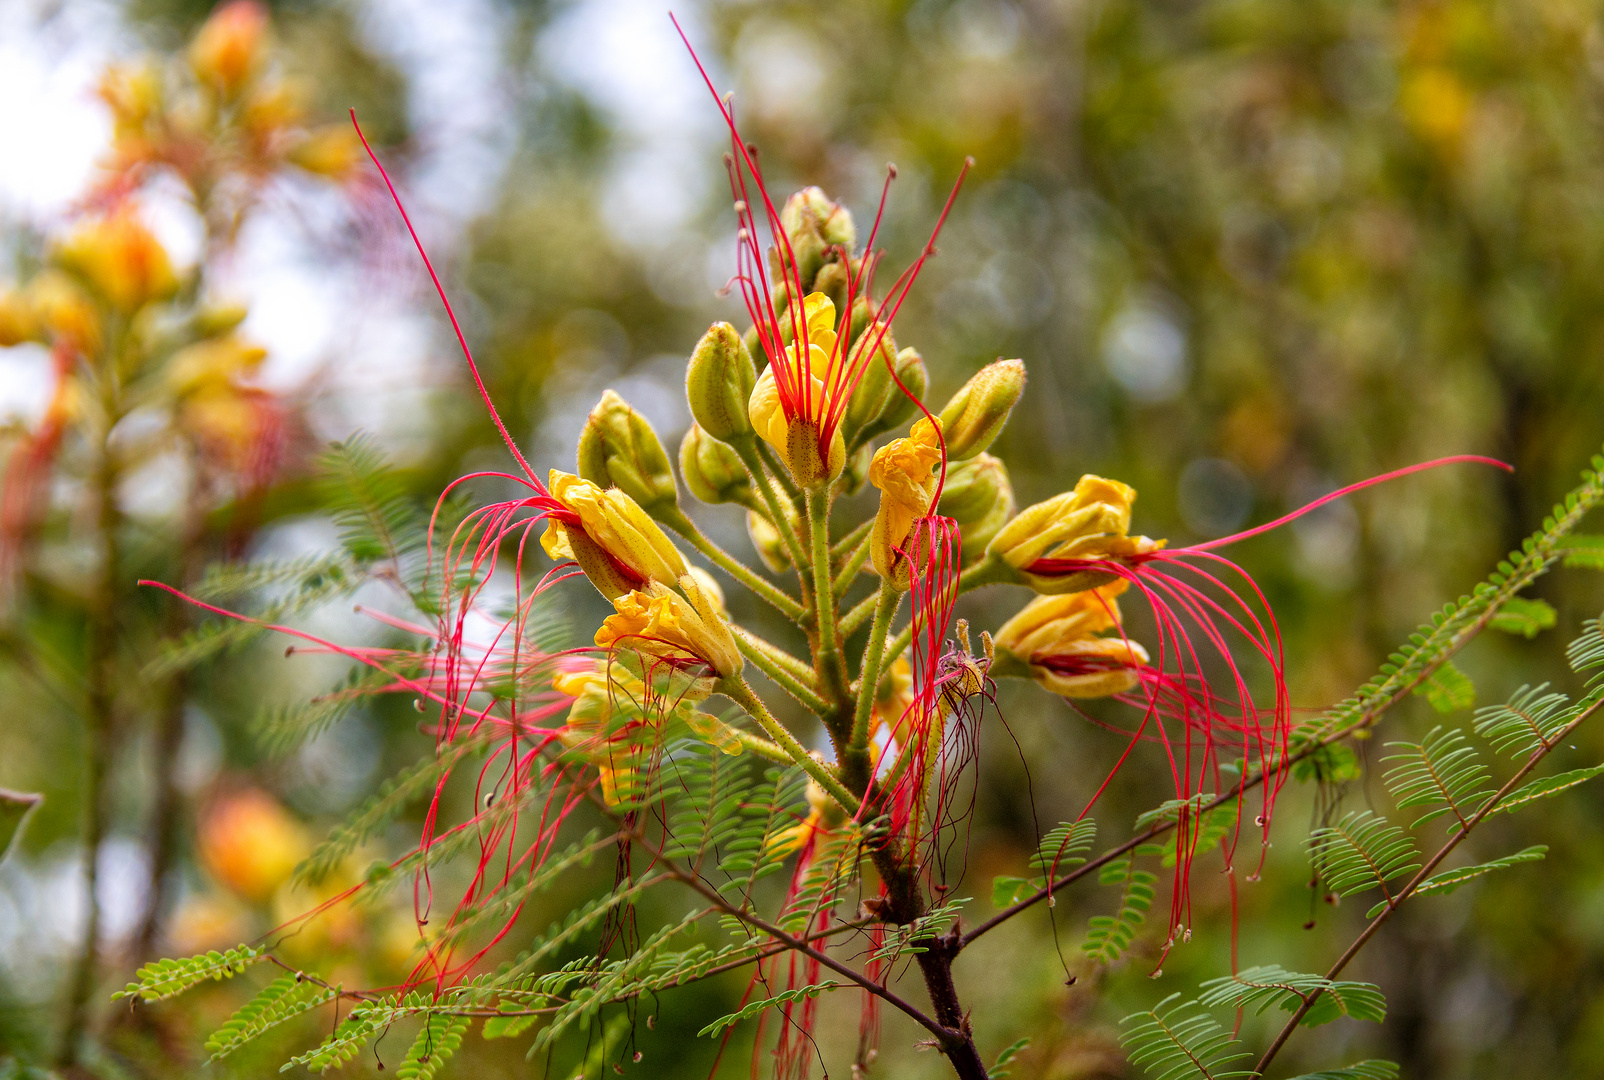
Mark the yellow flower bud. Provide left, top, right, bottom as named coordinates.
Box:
left=287, top=125, right=364, bottom=179
left=594, top=577, right=743, bottom=699
left=687, top=322, right=756, bottom=442
left=939, top=453, right=1014, bottom=560
left=748, top=292, right=848, bottom=488
left=0, top=289, right=39, bottom=347
left=192, top=301, right=249, bottom=338
left=992, top=583, right=1149, bottom=699
left=98, top=61, right=162, bottom=134
left=165, top=335, right=267, bottom=396
left=680, top=424, right=757, bottom=509
left=869, top=416, right=944, bottom=589
left=189, top=0, right=269, bottom=97
left=985, top=474, right=1166, bottom=594
left=540, top=471, right=688, bottom=598
left=241, top=78, right=305, bottom=137
left=56, top=211, right=177, bottom=315
left=747, top=508, right=791, bottom=574
left=24, top=271, right=100, bottom=354
left=577, top=389, right=679, bottom=518
left=937, top=359, right=1025, bottom=461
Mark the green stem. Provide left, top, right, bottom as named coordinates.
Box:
left=849, top=587, right=898, bottom=753
left=727, top=728, right=793, bottom=764
left=755, top=438, right=804, bottom=506
left=830, top=518, right=872, bottom=561
left=732, top=439, right=811, bottom=580
left=663, top=509, right=805, bottom=621
left=839, top=590, right=880, bottom=638
left=733, top=631, right=829, bottom=714
left=719, top=677, right=859, bottom=814
left=832, top=532, right=872, bottom=595
left=805, top=490, right=850, bottom=709
left=958, top=553, right=1014, bottom=593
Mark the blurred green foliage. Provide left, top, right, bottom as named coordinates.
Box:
left=5, top=0, right=1604, bottom=1077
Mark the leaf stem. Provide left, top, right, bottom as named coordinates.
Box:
left=718, top=677, right=858, bottom=815
left=733, top=631, right=829, bottom=714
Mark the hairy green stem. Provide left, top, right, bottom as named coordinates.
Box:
left=805, top=491, right=851, bottom=715
left=718, top=677, right=858, bottom=814
left=839, top=590, right=880, bottom=638
left=663, top=509, right=804, bottom=621
left=830, top=518, right=872, bottom=561
left=850, top=587, right=899, bottom=753
left=732, top=439, right=811, bottom=582
left=733, top=632, right=829, bottom=714
left=832, top=531, right=873, bottom=595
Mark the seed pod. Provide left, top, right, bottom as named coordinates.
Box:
left=687, top=322, right=757, bottom=443
left=577, top=389, right=679, bottom=518
left=937, top=358, right=1025, bottom=461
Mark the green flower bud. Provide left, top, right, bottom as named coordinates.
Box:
left=679, top=424, right=758, bottom=509
left=747, top=509, right=791, bottom=573
left=840, top=442, right=873, bottom=497
left=937, top=358, right=1025, bottom=461
left=857, top=347, right=928, bottom=444
left=687, top=322, right=757, bottom=443
left=782, top=186, right=856, bottom=250
left=577, top=389, right=679, bottom=517
left=938, top=453, right=1015, bottom=560
left=843, top=317, right=898, bottom=442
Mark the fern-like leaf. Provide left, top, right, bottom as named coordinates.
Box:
left=396, top=1012, right=468, bottom=1080
left=1197, top=965, right=1386, bottom=1027
left=1366, top=845, right=1548, bottom=917
left=204, top=975, right=337, bottom=1060
left=1488, top=597, right=1557, bottom=638
left=1119, top=994, right=1253, bottom=1080
left=1473, top=684, right=1574, bottom=758
left=1285, top=1063, right=1399, bottom=1080
left=1305, top=811, right=1420, bottom=899
left=1567, top=615, right=1604, bottom=680
left=1491, top=765, right=1604, bottom=815
left=318, top=434, right=422, bottom=570
left=281, top=1007, right=382, bottom=1073
left=1083, top=857, right=1157, bottom=963
left=1381, top=726, right=1491, bottom=828
left=114, top=945, right=264, bottom=1002
left=698, top=982, right=840, bottom=1038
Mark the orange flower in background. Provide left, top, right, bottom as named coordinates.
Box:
left=198, top=788, right=307, bottom=904
left=189, top=0, right=269, bottom=97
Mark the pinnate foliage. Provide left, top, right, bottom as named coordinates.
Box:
left=1196, top=966, right=1386, bottom=1028
left=115, top=945, right=264, bottom=1002
left=1119, top=994, right=1253, bottom=1080
left=1381, top=726, right=1492, bottom=828
left=1306, top=811, right=1421, bottom=899
left=205, top=975, right=338, bottom=1060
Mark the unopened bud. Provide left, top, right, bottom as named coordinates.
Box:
left=778, top=187, right=855, bottom=294
left=679, top=424, right=757, bottom=509
left=840, top=443, right=873, bottom=497
left=193, top=302, right=249, bottom=338
left=686, top=322, right=756, bottom=443
left=939, top=453, right=1014, bottom=560
left=747, top=506, right=794, bottom=574
left=0, top=290, right=39, bottom=347
left=937, top=359, right=1025, bottom=461
left=189, top=0, right=269, bottom=97
left=577, top=389, right=679, bottom=517
left=288, top=125, right=363, bottom=179
left=843, top=320, right=898, bottom=441
left=858, top=348, right=928, bottom=443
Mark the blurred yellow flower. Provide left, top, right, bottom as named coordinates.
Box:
left=57, top=211, right=177, bottom=315
left=189, top=0, right=269, bottom=97
left=1401, top=68, right=1471, bottom=153
left=198, top=788, right=308, bottom=904
left=993, top=582, right=1149, bottom=699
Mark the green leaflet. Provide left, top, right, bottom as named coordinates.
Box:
left=1474, top=683, right=1575, bottom=758
left=1119, top=994, right=1253, bottom=1080
left=1197, top=965, right=1386, bottom=1027
left=1560, top=534, right=1604, bottom=571
left=281, top=1008, right=382, bottom=1074
left=991, top=1037, right=1031, bottom=1077
left=1491, top=765, right=1604, bottom=815
left=1291, top=742, right=1360, bottom=784
left=114, top=945, right=265, bottom=1002
left=1285, top=1063, right=1400, bottom=1080
left=1414, top=660, right=1476, bottom=714
left=1366, top=845, right=1548, bottom=917
left=1305, top=811, right=1420, bottom=897
left=1381, top=726, right=1491, bottom=828
left=396, top=1013, right=468, bottom=1080
left=698, top=982, right=839, bottom=1038
left=1488, top=597, right=1557, bottom=638
left=204, top=975, right=337, bottom=1060
left=1084, top=857, right=1157, bottom=963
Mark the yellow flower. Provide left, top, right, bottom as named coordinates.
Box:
left=594, top=577, right=742, bottom=696
left=747, top=292, right=848, bottom=487
left=197, top=789, right=307, bottom=904
left=993, top=582, right=1149, bottom=699
left=986, top=474, right=1165, bottom=594
left=764, top=776, right=844, bottom=857
left=287, top=126, right=365, bottom=179
left=189, top=0, right=269, bottom=97
left=869, top=416, right=944, bottom=588
left=541, top=470, right=688, bottom=598
left=56, top=211, right=178, bottom=315
left=555, top=656, right=743, bottom=804
left=165, top=335, right=267, bottom=396
left=24, top=272, right=100, bottom=353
